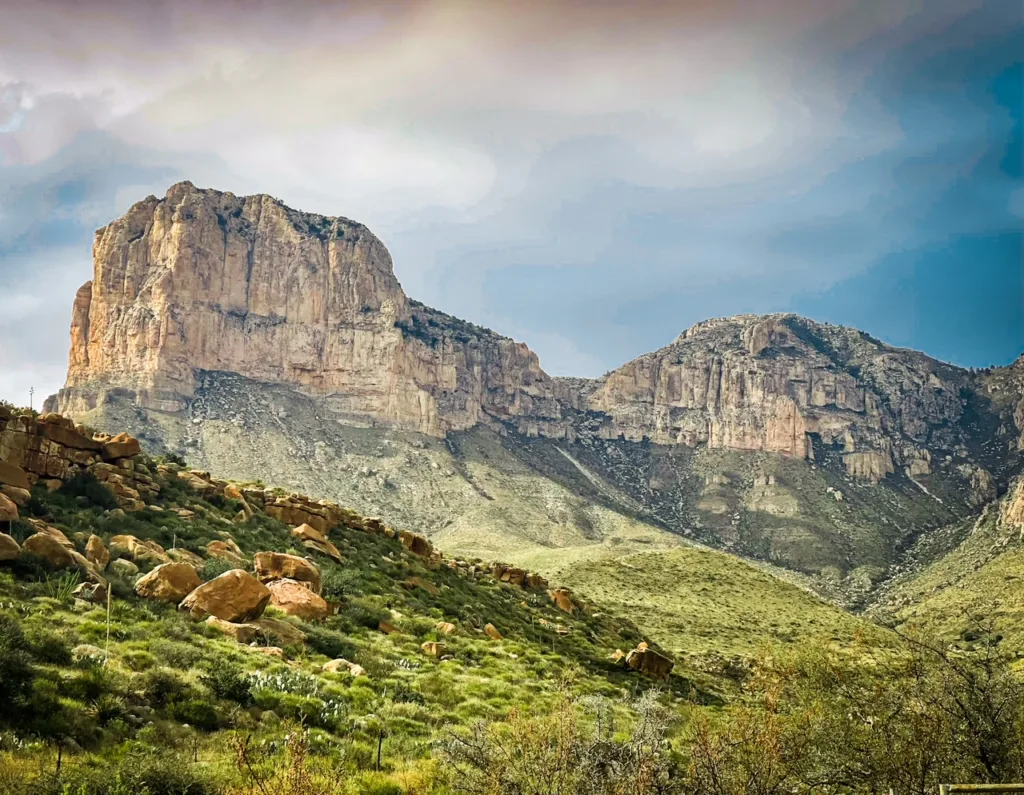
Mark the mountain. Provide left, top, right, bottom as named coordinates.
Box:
left=46, top=182, right=1024, bottom=608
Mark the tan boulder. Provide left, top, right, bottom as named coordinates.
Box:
left=435, top=621, right=457, bottom=635
left=0, top=461, right=31, bottom=491
left=135, top=562, right=202, bottom=603
left=0, top=492, right=18, bottom=524
left=378, top=620, right=399, bottom=635
left=421, top=641, right=446, bottom=657
left=625, top=644, right=674, bottom=679
left=206, top=539, right=246, bottom=564
left=484, top=623, right=503, bottom=640
left=253, top=617, right=307, bottom=647
left=204, top=616, right=260, bottom=644
left=254, top=552, right=321, bottom=593
left=1, top=485, right=31, bottom=507
left=550, top=588, right=576, bottom=614
left=101, top=433, right=142, bottom=460
left=290, top=523, right=343, bottom=563
left=167, top=547, right=205, bottom=567
left=110, top=558, right=139, bottom=578
left=265, top=578, right=330, bottom=621
left=85, top=534, right=110, bottom=569
left=323, top=659, right=367, bottom=677
left=109, top=535, right=171, bottom=566
left=179, top=569, right=271, bottom=622
left=526, top=573, right=549, bottom=590
left=23, top=533, right=73, bottom=568
left=399, top=530, right=433, bottom=558
left=0, top=533, right=20, bottom=561
left=610, top=649, right=627, bottom=662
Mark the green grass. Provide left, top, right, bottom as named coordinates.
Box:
left=548, top=545, right=893, bottom=662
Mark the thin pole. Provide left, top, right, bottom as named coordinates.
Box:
left=105, top=585, right=112, bottom=665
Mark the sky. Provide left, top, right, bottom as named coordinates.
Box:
left=0, top=0, right=1020, bottom=406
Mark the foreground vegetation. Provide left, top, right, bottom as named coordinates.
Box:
left=1, top=429, right=1023, bottom=792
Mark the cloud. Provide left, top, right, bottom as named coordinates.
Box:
left=0, top=0, right=1018, bottom=405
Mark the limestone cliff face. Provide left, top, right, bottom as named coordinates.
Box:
left=48, top=182, right=559, bottom=436
left=584, top=315, right=976, bottom=480
left=48, top=183, right=1020, bottom=487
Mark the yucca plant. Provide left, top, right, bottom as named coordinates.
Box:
left=40, top=571, right=80, bottom=603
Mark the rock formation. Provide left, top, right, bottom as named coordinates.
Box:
left=47, top=182, right=1022, bottom=486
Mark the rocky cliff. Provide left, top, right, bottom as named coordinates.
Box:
left=46, top=183, right=1024, bottom=594
left=49, top=181, right=562, bottom=436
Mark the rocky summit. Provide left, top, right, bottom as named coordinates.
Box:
left=46, top=182, right=1024, bottom=600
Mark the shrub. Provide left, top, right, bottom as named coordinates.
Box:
left=200, top=556, right=237, bottom=581
left=171, top=698, right=220, bottom=731
left=59, top=471, right=119, bottom=511
left=201, top=662, right=253, bottom=706
left=304, top=626, right=357, bottom=661
left=26, top=627, right=73, bottom=664
left=0, top=616, right=34, bottom=720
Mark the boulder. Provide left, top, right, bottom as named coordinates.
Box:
left=206, top=539, right=246, bottom=564
left=402, top=576, right=440, bottom=596
left=0, top=492, right=18, bottom=524
left=0, top=533, right=20, bottom=561
left=110, top=558, right=140, bottom=578
left=323, top=658, right=366, bottom=677
left=399, top=530, right=433, bottom=558
left=204, top=616, right=260, bottom=644
left=1, top=485, right=31, bottom=507
left=253, top=617, right=307, bottom=647
left=484, top=623, right=503, bottom=640
left=179, top=569, right=271, bottom=622
left=101, top=433, right=141, bottom=460
left=73, top=582, right=107, bottom=603
left=0, top=461, right=30, bottom=491
left=109, top=535, right=171, bottom=566
left=550, top=588, right=576, bottom=615
left=23, top=532, right=73, bottom=568
left=167, top=547, right=205, bottom=567
left=625, top=643, right=674, bottom=679
left=435, top=621, right=457, bottom=635
left=421, top=641, right=446, bottom=657
left=135, top=562, right=202, bottom=603
left=378, top=620, right=399, bottom=635
left=253, top=552, right=321, bottom=593
left=526, top=573, right=549, bottom=591
left=290, top=523, right=343, bottom=563
left=85, top=534, right=110, bottom=569
left=265, top=578, right=330, bottom=621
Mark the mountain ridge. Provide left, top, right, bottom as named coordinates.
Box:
left=44, top=182, right=1024, bottom=606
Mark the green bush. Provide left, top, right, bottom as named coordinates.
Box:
left=304, top=626, right=358, bottom=661
left=26, top=627, right=73, bottom=664
left=201, top=662, right=253, bottom=706
left=59, top=471, right=119, bottom=511
left=0, top=615, right=35, bottom=721
left=171, top=698, right=220, bottom=731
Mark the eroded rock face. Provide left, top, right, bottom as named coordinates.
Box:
left=48, top=181, right=554, bottom=437
left=179, top=569, right=271, bottom=622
